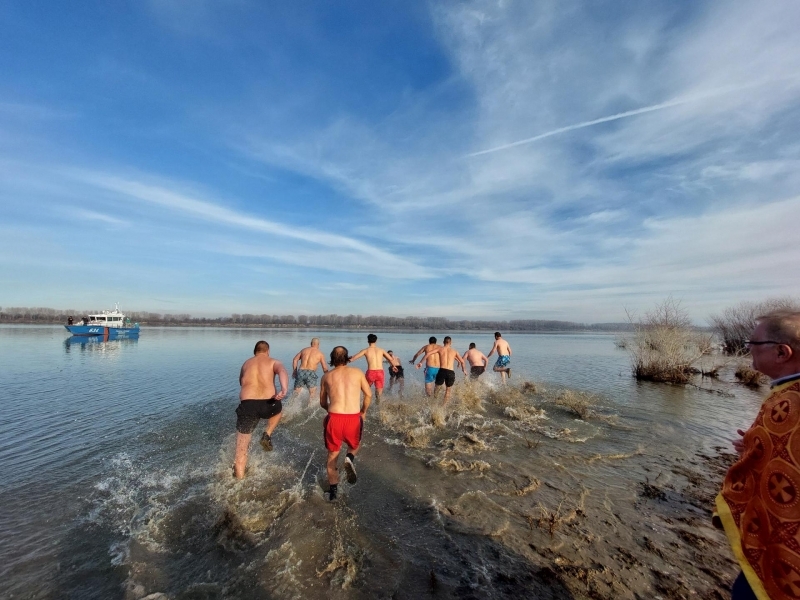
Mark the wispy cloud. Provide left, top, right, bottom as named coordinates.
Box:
left=70, top=209, right=129, bottom=227
left=66, top=169, right=434, bottom=280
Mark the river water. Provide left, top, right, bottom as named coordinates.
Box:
left=0, top=325, right=765, bottom=599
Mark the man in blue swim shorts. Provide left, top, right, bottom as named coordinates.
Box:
left=410, top=336, right=441, bottom=396
left=291, top=338, right=329, bottom=408
left=487, top=331, right=513, bottom=383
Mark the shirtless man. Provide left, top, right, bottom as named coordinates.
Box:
left=463, top=343, right=489, bottom=380
left=291, top=337, right=329, bottom=408
left=410, top=336, right=441, bottom=396
left=386, top=350, right=404, bottom=397
left=348, top=334, right=394, bottom=403
left=487, top=331, right=513, bottom=383
left=416, top=336, right=467, bottom=403
left=234, top=341, right=289, bottom=479
left=320, top=346, right=372, bottom=501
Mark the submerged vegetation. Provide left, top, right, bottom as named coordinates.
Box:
left=626, top=298, right=713, bottom=384
left=735, top=365, right=768, bottom=388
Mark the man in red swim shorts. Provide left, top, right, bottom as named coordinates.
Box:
left=348, top=333, right=394, bottom=404
left=320, top=346, right=372, bottom=501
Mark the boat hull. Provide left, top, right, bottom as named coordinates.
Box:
left=65, top=325, right=140, bottom=339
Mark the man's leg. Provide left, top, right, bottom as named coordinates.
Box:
left=327, top=450, right=340, bottom=485
left=443, top=385, right=453, bottom=404
left=374, top=385, right=382, bottom=404
left=434, top=384, right=442, bottom=398
left=398, top=377, right=404, bottom=397
left=234, top=432, right=252, bottom=479
left=425, top=382, right=433, bottom=396
left=264, top=412, right=282, bottom=437
left=307, top=387, right=317, bottom=409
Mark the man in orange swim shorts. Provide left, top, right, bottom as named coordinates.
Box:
left=348, top=333, right=394, bottom=404
left=320, top=346, right=372, bottom=501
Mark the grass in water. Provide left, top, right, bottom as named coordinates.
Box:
left=554, top=390, right=595, bottom=420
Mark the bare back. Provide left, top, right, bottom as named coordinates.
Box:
left=495, top=339, right=511, bottom=356
left=298, top=346, right=326, bottom=371
left=240, top=354, right=283, bottom=399
left=464, top=348, right=488, bottom=368
left=352, top=345, right=393, bottom=371
left=437, top=346, right=464, bottom=371
left=321, top=366, right=371, bottom=414
left=422, top=344, right=441, bottom=368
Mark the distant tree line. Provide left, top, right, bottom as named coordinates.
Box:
left=0, top=306, right=633, bottom=332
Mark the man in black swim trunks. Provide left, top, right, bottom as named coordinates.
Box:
left=234, top=340, right=289, bottom=479
left=416, top=336, right=466, bottom=404
left=463, top=342, right=489, bottom=380
left=386, top=350, right=404, bottom=397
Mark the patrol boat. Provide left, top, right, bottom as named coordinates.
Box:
left=65, top=305, right=140, bottom=339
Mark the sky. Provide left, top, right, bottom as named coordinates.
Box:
left=1, top=0, right=799, bottom=323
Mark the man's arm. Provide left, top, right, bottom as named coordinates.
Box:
left=416, top=350, right=432, bottom=368
left=410, top=346, right=425, bottom=364
left=359, top=374, right=372, bottom=418
left=292, top=350, right=302, bottom=373
left=508, top=344, right=512, bottom=356
left=318, top=350, right=329, bottom=373
left=481, top=352, right=488, bottom=367
left=487, top=340, right=498, bottom=358
left=274, top=361, right=289, bottom=400
left=348, top=348, right=367, bottom=363
left=319, top=375, right=329, bottom=410
left=239, top=365, right=245, bottom=386
left=455, top=352, right=467, bottom=373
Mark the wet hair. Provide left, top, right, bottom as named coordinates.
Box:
left=388, top=350, right=393, bottom=354
left=254, top=340, right=269, bottom=354
left=429, top=337, right=437, bottom=344
left=330, top=346, right=349, bottom=367
left=443, top=336, right=452, bottom=345
left=368, top=334, right=377, bottom=344
left=494, top=332, right=502, bottom=339
left=311, top=337, right=320, bottom=346
left=469, top=342, right=476, bottom=349
left=757, top=310, right=800, bottom=350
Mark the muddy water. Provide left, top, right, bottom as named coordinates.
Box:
left=0, top=326, right=764, bottom=599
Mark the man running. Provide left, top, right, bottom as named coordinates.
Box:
left=410, top=336, right=441, bottom=396
left=291, top=337, right=329, bottom=408
left=234, top=341, right=289, bottom=479
left=487, top=331, right=513, bottom=382
left=416, top=336, right=467, bottom=403
left=349, top=334, right=394, bottom=403
left=463, top=342, right=489, bottom=380
left=320, top=346, right=372, bottom=501
left=386, top=350, right=404, bottom=397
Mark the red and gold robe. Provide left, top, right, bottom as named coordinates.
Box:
left=715, top=378, right=800, bottom=600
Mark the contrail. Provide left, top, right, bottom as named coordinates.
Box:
left=466, top=97, right=696, bottom=157
left=465, top=78, right=798, bottom=157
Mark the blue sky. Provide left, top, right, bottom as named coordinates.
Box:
left=1, top=0, right=799, bottom=322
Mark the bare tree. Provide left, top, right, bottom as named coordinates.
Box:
left=709, top=297, right=800, bottom=354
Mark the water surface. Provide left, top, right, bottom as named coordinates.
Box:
left=0, top=326, right=763, bottom=598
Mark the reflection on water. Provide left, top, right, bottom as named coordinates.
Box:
left=64, top=335, right=140, bottom=353
left=0, top=325, right=765, bottom=599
